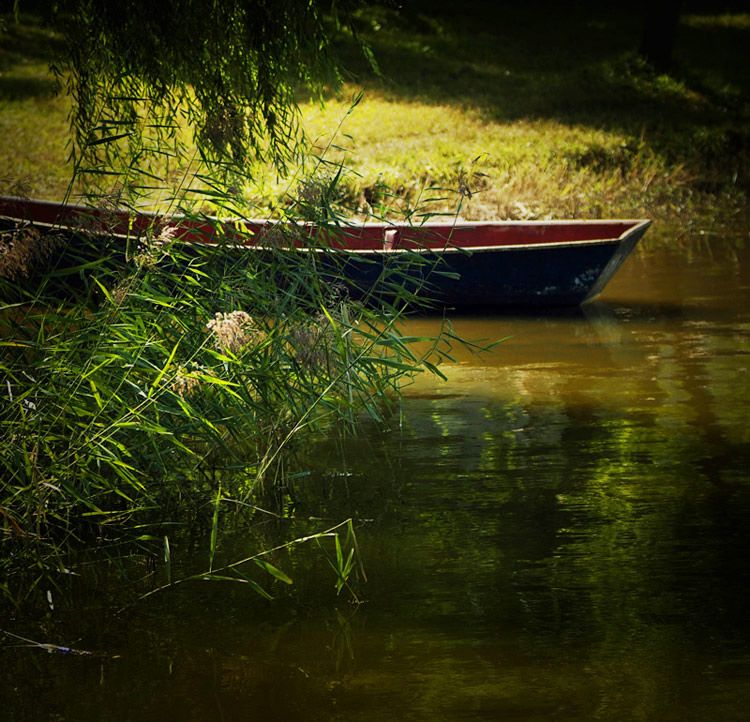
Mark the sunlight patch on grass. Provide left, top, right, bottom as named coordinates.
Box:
left=246, top=90, right=690, bottom=222
left=0, top=10, right=743, bottom=234
left=683, top=13, right=750, bottom=30
left=0, top=69, right=698, bottom=225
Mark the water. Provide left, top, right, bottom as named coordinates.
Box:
left=3, top=233, right=750, bottom=720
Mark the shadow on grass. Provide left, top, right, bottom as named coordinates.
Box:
left=0, top=74, right=57, bottom=101
left=0, top=13, right=63, bottom=101
left=0, top=13, right=64, bottom=72
left=330, top=1, right=750, bottom=184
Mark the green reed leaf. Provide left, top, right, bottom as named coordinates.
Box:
left=163, top=535, right=172, bottom=585
left=209, top=485, right=221, bottom=572
left=253, top=558, right=293, bottom=585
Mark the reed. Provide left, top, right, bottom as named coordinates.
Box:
left=0, top=141, right=466, bottom=609
left=0, top=5, right=479, bottom=608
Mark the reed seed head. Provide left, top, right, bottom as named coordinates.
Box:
left=206, top=310, right=260, bottom=353
left=0, top=226, right=61, bottom=280
left=288, top=315, right=332, bottom=369
left=135, top=223, right=177, bottom=267
left=170, top=364, right=203, bottom=398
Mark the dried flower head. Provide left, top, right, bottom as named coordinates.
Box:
left=0, top=226, right=62, bottom=280
left=108, top=277, right=134, bottom=307
left=170, top=364, right=202, bottom=398
left=288, top=315, right=332, bottom=369
left=206, top=310, right=261, bottom=354
left=134, top=223, right=178, bottom=267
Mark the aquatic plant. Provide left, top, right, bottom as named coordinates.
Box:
left=0, top=3, right=469, bottom=610
left=0, top=150, right=468, bottom=609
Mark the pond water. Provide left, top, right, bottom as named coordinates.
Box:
left=3, top=230, right=750, bottom=721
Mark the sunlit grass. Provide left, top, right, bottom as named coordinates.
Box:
left=1, top=8, right=747, bottom=232
left=0, top=79, right=697, bottom=223
left=0, top=63, right=70, bottom=198
left=289, top=94, right=693, bottom=222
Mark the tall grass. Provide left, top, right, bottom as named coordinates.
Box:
left=0, top=12, right=476, bottom=608
left=0, top=142, right=466, bottom=609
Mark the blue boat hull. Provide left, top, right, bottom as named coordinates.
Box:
left=331, top=225, right=647, bottom=308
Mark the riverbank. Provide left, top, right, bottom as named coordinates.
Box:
left=1, top=4, right=748, bottom=245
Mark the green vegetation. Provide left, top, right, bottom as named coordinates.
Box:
left=311, top=2, right=749, bottom=234
left=0, top=2, right=462, bottom=609
left=2, top=3, right=749, bottom=235
left=1, top=1, right=749, bottom=608
left=0, top=170, right=467, bottom=607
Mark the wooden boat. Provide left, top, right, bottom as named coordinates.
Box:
left=0, top=195, right=650, bottom=308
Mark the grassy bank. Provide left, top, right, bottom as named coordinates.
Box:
left=1, top=4, right=749, bottom=239
left=2, top=2, right=748, bottom=608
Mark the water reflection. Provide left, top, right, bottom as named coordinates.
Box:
left=304, top=241, right=750, bottom=720
left=3, top=241, right=750, bottom=721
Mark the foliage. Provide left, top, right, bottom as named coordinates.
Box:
left=4, top=0, right=747, bottom=608
left=0, top=1, right=468, bottom=609
left=36, top=0, right=376, bottom=198
left=3, top=5, right=749, bottom=235
left=0, top=163, right=465, bottom=605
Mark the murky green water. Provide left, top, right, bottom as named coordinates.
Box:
left=3, top=233, right=750, bottom=720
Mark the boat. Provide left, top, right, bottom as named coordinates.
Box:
left=0, top=195, right=650, bottom=308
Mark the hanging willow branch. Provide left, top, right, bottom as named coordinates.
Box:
left=45, top=0, right=376, bottom=192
